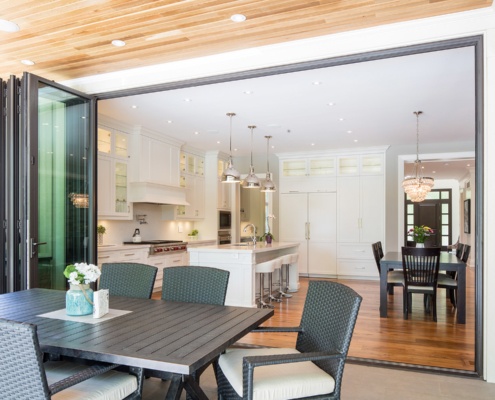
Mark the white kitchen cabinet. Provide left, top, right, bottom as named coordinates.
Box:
left=162, top=174, right=205, bottom=220
left=279, top=192, right=337, bottom=277
left=181, top=152, right=205, bottom=176
left=97, top=246, right=149, bottom=269
left=279, top=157, right=336, bottom=193
left=217, top=158, right=231, bottom=209
left=337, top=154, right=384, bottom=176
left=97, top=155, right=132, bottom=219
left=98, top=126, right=129, bottom=158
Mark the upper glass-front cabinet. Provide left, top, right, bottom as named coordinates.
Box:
left=338, top=154, right=384, bottom=175
left=98, top=127, right=128, bottom=158
left=282, top=158, right=335, bottom=177
left=180, top=152, right=204, bottom=176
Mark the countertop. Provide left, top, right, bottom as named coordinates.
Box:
left=187, top=241, right=299, bottom=254
left=97, top=244, right=151, bottom=252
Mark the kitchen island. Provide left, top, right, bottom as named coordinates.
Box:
left=188, top=242, right=299, bottom=307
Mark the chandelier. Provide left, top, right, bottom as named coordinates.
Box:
left=402, top=111, right=434, bottom=202
left=261, top=135, right=276, bottom=192
left=243, top=125, right=261, bottom=188
left=69, top=193, right=89, bottom=208
left=221, top=112, right=241, bottom=183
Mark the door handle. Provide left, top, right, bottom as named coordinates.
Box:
left=30, top=239, right=47, bottom=257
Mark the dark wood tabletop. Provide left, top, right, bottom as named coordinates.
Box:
left=0, top=289, right=273, bottom=398
left=379, top=251, right=466, bottom=323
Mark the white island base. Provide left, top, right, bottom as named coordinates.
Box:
left=188, top=242, right=300, bottom=307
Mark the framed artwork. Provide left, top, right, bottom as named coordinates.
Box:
left=464, top=199, right=471, bottom=234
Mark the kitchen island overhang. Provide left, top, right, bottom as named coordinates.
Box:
left=188, top=242, right=300, bottom=307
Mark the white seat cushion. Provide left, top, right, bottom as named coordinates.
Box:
left=45, top=360, right=137, bottom=400
left=387, top=270, right=403, bottom=284
left=219, top=348, right=335, bottom=400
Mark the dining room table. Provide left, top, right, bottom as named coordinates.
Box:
left=380, top=251, right=466, bottom=324
left=0, top=288, right=273, bottom=399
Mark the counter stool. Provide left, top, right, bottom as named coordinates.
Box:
left=287, top=253, right=299, bottom=293
left=277, top=254, right=293, bottom=299
left=255, top=259, right=281, bottom=308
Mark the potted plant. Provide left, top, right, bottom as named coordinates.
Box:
left=260, top=232, right=274, bottom=244
left=188, top=229, right=199, bottom=240
left=97, top=225, right=106, bottom=246
left=407, top=225, right=434, bottom=247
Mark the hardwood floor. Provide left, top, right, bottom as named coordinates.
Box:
left=237, top=268, right=476, bottom=371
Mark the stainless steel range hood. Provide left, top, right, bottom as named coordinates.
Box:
left=128, top=182, right=189, bottom=205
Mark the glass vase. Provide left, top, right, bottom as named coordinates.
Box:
left=66, top=284, right=94, bottom=316
left=416, top=242, right=425, bottom=248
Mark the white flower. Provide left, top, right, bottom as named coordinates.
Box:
left=65, top=262, right=101, bottom=285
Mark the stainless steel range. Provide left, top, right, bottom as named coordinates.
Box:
left=123, top=240, right=187, bottom=256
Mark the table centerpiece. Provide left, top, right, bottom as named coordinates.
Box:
left=407, top=225, right=434, bottom=248
left=63, top=262, right=101, bottom=316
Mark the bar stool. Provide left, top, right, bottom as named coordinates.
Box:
left=255, top=258, right=281, bottom=308
left=277, top=254, right=293, bottom=298
left=287, top=253, right=299, bottom=293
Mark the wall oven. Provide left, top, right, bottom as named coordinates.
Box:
left=218, top=230, right=231, bottom=245
left=219, top=210, right=232, bottom=230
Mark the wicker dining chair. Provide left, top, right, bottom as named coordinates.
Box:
left=99, top=262, right=158, bottom=299
left=161, top=265, right=230, bottom=305
left=401, top=247, right=441, bottom=322
left=215, top=280, right=362, bottom=400
left=0, top=318, right=143, bottom=400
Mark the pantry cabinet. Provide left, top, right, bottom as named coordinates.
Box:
left=217, top=158, right=231, bottom=209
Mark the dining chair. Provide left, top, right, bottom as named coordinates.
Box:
left=461, top=244, right=471, bottom=263
left=372, top=242, right=403, bottom=295
left=401, top=247, right=441, bottom=322
left=99, top=262, right=158, bottom=299
left=439, top=244, right=471, bottom=308
left=215, top=281, right=362, bottom=400
left=456, top=243, right=465, bottom=259
left=0, top=318, right=143, bottom=400
left=161, top=265, right=230, bottom=305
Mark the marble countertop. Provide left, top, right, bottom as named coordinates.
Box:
left=97, top=244, right=151, bottom=252
left=187, top=241, right=299, bottom=254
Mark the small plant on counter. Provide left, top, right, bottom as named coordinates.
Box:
left=260, top=232, right=274, bottom=244
left=97, top=225, right=106, bottom=235
left=190, top=229, right=199, bottom=236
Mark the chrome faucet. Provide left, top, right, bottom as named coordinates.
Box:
left=243, top=224, right=257, bottom=245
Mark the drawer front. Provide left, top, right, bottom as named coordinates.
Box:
left=337, top=260, right=378, bottom=278
left=337, top=243, right=373, bottom=260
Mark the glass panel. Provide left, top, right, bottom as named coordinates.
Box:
left=115, top=162, right=128, bottom=213
left=426, top=191, right=440, bottom=200
left=97, top=128, right=111, bottom=154
left=114, top=131, right=128, bottom=158
left=187, top=154, right=195, bottom=174
left=309, top=158, right=334, bottom=176
left=442, top=204, right=449, bottom=213
left=38, top=82, right=91, bottom=290
left=442, top=215, right=449, bottom=224
left=442, top=226, right=450, bottom=235
left=338, top=157, right=358, bottom=175
left=442, top=236, right=449, bottom=246
left=407, top=215, right=414, bottom=224
left=180, top=152, right=186, bottom=172
left=283, top=160, right=306, bottom=176
left=361, top=155, right=382, bottom=173
left=441, top=191, right=450, bottom=199
left=407, top=204, right=414, bottom=213
left=196, top=157, right=204, bottom=175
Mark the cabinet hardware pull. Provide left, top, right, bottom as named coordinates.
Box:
left=124, top=253, right=135, bottom=256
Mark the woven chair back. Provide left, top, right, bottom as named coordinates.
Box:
left=99, top=263, right=158, bottom=299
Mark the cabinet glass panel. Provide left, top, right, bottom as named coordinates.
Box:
left=338, top=157, right=358, bottom=175
left=283, top=160, right=306, bottom=176
left=196, top=157, right=204, bottom=176
left=309, top=158, right=335, bottom=176
left=114, top=132, right=128, bottom=158
left=98, top=128, right=111, bottom=154
left=361, top=155, right=382, bottom=173
left=114, top=162, right=128, bottom=213
left=187, top=155, right=195, bottom=174
left=218, top=160, right=225, bottom=177
left=180, top=153, right=187, bottom=172
left=179, top=174, right=186, bottom=188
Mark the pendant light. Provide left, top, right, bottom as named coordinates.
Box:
left=402, top=111, right=434, bottom=202
left=243, top=125, right=261, bottom=188
left=222, top=112, right=241, bottom=183
left=261, top=135, right=276, bottom=192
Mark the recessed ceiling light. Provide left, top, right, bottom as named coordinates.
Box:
left=217, top=141, right=221, bottom=144
left=243, top=90, right=253, bottom=95
left=353, top=139, right=358, bottom=143
left=312, top=81, right=322, bottom=85
left=184, top=98, right=192, bottom=102
left=167, top=120, right=173, bottom=124
left=234, top=148, right=238, bottom=152
left=327, top=102, right=335, bottom=106
left=111, top=39, right=126, bottom=47
left=131, top=105, right=137, bottom=109
left=445, top=163, right=449, bottom=166
left=21, top=59, right=35, bottom=66
left=0, top=19, right=20, bottom=32
left=339, top=118, right=345, bottom=121
left=311, top=143, right=315, bottom=146
left=432, top=171, right=436, bottom=173
left=194, top=131, right=199, bottom=135
left=271, top=145, right=275, bottom=149
left=230, top=14, right=246, bottom=22
left=347, top=130, right=352, bottom=134
left=467, top=163, right=471, bottom=167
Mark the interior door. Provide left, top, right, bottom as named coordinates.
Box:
left=23, top=73, right=96, bottom=290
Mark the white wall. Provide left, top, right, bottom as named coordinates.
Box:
left=64, top=5, right=495, bottom=381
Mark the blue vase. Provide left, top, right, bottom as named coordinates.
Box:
left=66, top=284, right=94, bottom=316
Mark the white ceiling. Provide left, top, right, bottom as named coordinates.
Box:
left=98, top=46, right=476, bottom=181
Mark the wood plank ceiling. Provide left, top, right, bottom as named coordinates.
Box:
left=0, top=0, right=491, bottom=82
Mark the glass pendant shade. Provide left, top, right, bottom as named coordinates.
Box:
left=260, top=135, right=276, bottom=193
left=402, top=111, right=433, bottom=202
left=222, top=112, right=240, bottom=183
left=243, top=125, right=260, bottom=188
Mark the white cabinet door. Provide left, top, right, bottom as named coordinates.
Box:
left=98, top=156, right=131, bottom=219
left=337, top=176, right=360, bottom=242
left=194, top=176, right=205, bottom=218
left=360, top=175, right=384, bottom=243
left=308, top=193, right=337, bottom=275
left=97, top=156, right=112, bottom=216
left=280, top=193, right=308, bottom=275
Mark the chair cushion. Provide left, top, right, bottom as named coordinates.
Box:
left=219, top=347, right=335, bottom=400
left=45, top=361, right=137, bottom=400
left=387, top=270, right=403, bottom=284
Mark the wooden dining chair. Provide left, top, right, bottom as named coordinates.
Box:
left=456, top=243, right=465, bottom=259
left=401, top=247, right=441, bottom=322
left=0, top=318, right=143, bottom=399
left=372, top=242, right=403, bottom=296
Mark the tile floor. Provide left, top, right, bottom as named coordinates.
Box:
left=142, top=363, right=495, bottom=399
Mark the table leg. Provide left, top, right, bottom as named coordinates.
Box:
left=165, top=374, right=209, bottom=400
left=165, top=375, right=183, bottom=400
left=380, top=262, right=388, bottom=318
left=457, top=266, right=466, bottom=324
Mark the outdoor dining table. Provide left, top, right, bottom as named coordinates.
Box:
left=380, top=251, right=466, bottom=324
left=0, top=288, right=273, bottom=399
